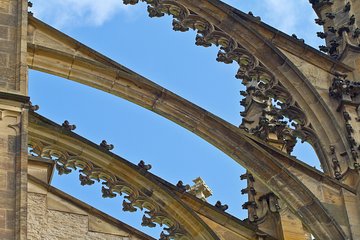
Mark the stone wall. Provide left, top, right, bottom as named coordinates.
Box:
left=27, top=180, right=150, bottom=240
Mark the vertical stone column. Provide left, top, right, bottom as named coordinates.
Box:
left=239, top=76, right=312, bottom=240
left=311, top=0, right=360, bottom=57
left=0, top=0, right=28, bottom=239
left=327, top=73, right=360, bottom=239
left=0, top=0, right=28, bottom=93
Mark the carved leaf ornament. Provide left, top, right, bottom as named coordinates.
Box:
left=28, top=139, right=189, bottom=240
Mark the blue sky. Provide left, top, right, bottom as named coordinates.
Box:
left=29, top=0, right=323, bottom=237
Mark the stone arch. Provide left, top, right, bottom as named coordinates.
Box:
left=27, top=16, right=347, bottom=239
left=121, top=0, right=351, bottom=176
left=28, top=113, right=220, bottom=240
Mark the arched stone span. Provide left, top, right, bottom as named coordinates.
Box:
left=121, top=0, right=352, bottom=176
left=28, top=113, right=221, bottom=240
left=27, top=16, right=347, bottom=239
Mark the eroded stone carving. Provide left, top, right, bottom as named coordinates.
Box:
left=176, top=180, right=190, bottom=193
left=329, top=145, right=342, bottom=180
left=138, top=160, right=152, bottom=171
left=329, top=74, right=360, bottom=101
left=215, top=201, right=228, bottom=212
left=29, top=101, right=39, bottom=112
left=62, top=120, right=76, bottom=131
left=99, top=140, right=114, bottom=151
left=315, top=18, right=325, bottom=25
left=344, top=2, right=351, bottom=12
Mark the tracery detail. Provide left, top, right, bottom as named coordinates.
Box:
left=121, top=1, right=333, bottom=228
left=28, top=139, right=190, bottom=240
left=121, top=0, right=318, bottom=156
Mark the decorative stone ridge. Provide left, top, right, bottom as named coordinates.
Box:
left=28, top=139, right=190, bottom=240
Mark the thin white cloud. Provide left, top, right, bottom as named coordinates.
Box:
left=222, top=0, right=302, bottom=33
left=262, top=0, right=299, bottom=33
left=257, top=0, right=323, bottom=47
left=31, top=0, right=323, bottom=47
left=31, top=0, right=130, bottom=28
